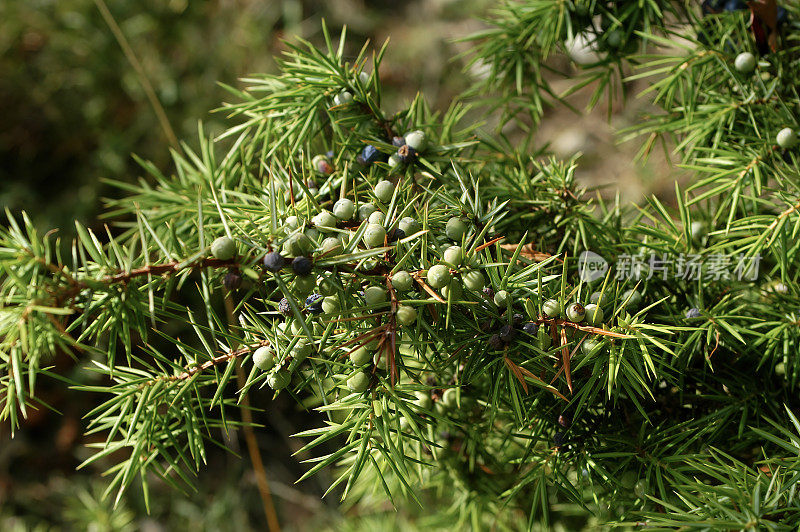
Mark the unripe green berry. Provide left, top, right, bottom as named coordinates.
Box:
left=445, top=217, right=468, bottom=241
left=289, top=319, right=303, bottom=335
left=634, top=479, right=647, bottom=499
left=734, top=52, right=756, bottom=73
left=605, top=29, right=623, bottom=49
left=361, top=258, right=378, bottom=271
left=252, top=346, right=276, bottom=371
left=358, top=202, right=378, bottom=221
left=364, top=285, right=388, bottom=307
left=292, top=338, right=312, bottom=361
left=363, top=223, right=387, bottom=247
left=404, top=130, right=427, bottom=151
left=543, top=299, right=561, bottom=318
left=427, top=264, right=452, bottom=289
left=333, top=89, right=353, bottom=105
left=292, top=275, right=316, bottom=296
left=320, top=237, right=342, bottom=254
left=396, top=305, right=417, bottom=325
left=589, top=292, right=607, bottom=306
left=347, top=372, right=370, bottom=393
left=210, top=236, right=236, bottom=260
left=777, top=127, right=797, bottom=149
left=368, top=210, right=385, bottom=225
left=443, top=245, right=463, bottom=266
left=398, top=216, right=421, bottom=235
left=387, top=153, right=402, bottom=169
left=690, top=221, right=705, bottom=241
left=337, top=232, right=353, bottom=246
left=333, top=198, right=355, bottom=220
left=304, top=227, right=320, bottom=241
left=283, top=233, right=313, bottom=257
left=622, top=289, right=642, bottom=308
left=414, top=391, right=432, bottom=410
left=285, top=215, right=300, bottom=230
left=267, top=370, right=291, bottom=390
left=312, top=210, right=337, bottom=231
left=442, top=388, right=458, bottom=409
left=566, top=302, right=586, bottom=323
left=462, top=270, right=485, bottom=291
left=391, top=270, right=413, bottom=291
left=317, top=277, right=336, bottom=296
left=581, top=338, right=600, bottom=355
left=374, top=180, right=395, bottom=203
left=363, top=337, right=380, bottom=351
left=349, top=346, right=372, bottom=366
left=322, top=296, right=340, bottom=314
left=584, top=303, right=604, bottom=326
left=373, top=352, right=388, bottom=371
left=494, top=290, right=510, bottom=308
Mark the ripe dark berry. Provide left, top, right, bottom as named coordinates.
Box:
left=360, top=145, right=381, bottom=165
left=522, top=322, right=539, bottom=336
left=397, top=144, right=416, bottom=163
left=278, top=298, right=291, bottom=316
left=702, top=0, right=724, bottom=15
left=685, top=308, right=702, bottom=319
left=513, top=313, right=523, bottom=324
left=306, top=293, right=324, bottom=314
left=724, top=0, right=746, bottom=11
left=553, top=431, right=565, bottom=447
left=489, top=334, right=503, bottom=350
left=292, top=256, right=313, bottom=276
left=499, top=324, right=516, bottom=343
left=482, top=286, right=494, bottom=299
left=223, top=269, right=242, bottom=290
left=557, top=414, right=571, bottom=428
left=387, top=227, right=405, bottom=243
left=263, top=251, right=286, bottom=272
left=391, top=136, right=406, bottom=147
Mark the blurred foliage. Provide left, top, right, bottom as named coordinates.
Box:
left=0, top=0, right=482, bottom=235
left=0, top=0, right=282, bottom=230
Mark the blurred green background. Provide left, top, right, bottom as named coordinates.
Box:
left=0, top=1, right=669, bottom=529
